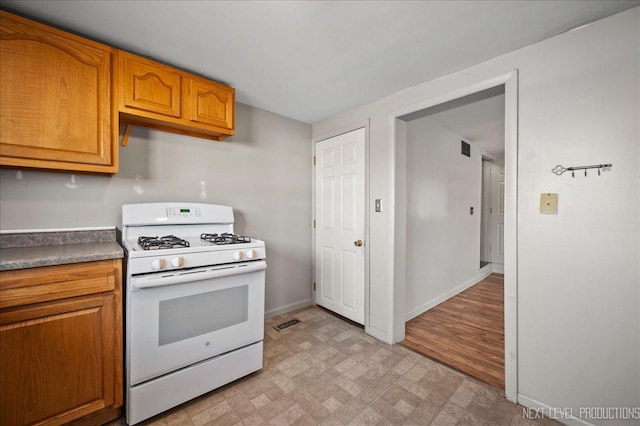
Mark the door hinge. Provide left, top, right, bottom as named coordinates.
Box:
left=313, top=282, right=316, bottom=291
left=313, top=219, right=316, bottom=228
left=313, top=156, right=316, bottom=166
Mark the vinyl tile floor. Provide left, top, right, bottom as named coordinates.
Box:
left=112, top=306, right=558, bottom=426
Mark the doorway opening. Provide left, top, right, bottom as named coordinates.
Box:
left=398, top=86, right=506, bottom=388
left=390, top=71, right=517, bottom=400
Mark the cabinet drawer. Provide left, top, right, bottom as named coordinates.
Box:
left=120, top=52, right=182, bottom=118
left=0, top=260, right=118, bottom=309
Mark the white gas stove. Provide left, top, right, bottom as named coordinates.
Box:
left=121, top=203, right=266, bottom=425
left=121, top=203, right=266, bottom=273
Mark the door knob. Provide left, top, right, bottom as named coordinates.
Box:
left=354, top=240, right=363, bottom=247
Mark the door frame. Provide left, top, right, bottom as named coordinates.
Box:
left=390, top=70, right=518, bottom=401
left=311, top=120, right=370, bottom=330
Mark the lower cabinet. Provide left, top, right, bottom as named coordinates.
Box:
left=0, top=259, right=123, bottom=426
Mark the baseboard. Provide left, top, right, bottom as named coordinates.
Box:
left=365, top=325, right=390, bottom=344
left=517, top=394, right=597, bottom=426
left=68, top=406, right=121, bottom=426
left=405, top=267, right=493, bottom=321
left=264, top=298, right=313, bottom=318
left=492, top=262, right=504, bottom=274
left=478, top=262, right=493, bottom=275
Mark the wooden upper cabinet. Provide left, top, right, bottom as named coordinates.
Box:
left=184, top=77, right=234, bottom=130
left=121, top=52, right=181, bottom=118
left=0, top=11, right=234, bottom=175
left=0, top=11, right=117, bottom=174
left=117, top=50, right=235, bottom=141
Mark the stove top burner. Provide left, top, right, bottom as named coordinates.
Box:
left=138, top=235, right=190, bottom=250
left=201, top=233, right=251, bottom=245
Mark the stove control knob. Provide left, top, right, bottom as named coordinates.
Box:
left=171, top=256, right=184, bottom=268
left=232, top=251, right=243, bottom=261
left=151, top=258, right=166, bottom=270
left=246, top=249, right=257, bottom=259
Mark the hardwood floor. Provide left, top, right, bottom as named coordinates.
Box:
left=401, top=273, right=505, bottom=389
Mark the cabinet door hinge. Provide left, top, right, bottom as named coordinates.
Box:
left=313, top=219, right=316, bottom=229
left=313, top=282, right=316, bottom=291
left=313, top=156, right=316, bottom=166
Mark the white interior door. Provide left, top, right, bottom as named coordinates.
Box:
left=490, top=160, right=505, bottom=266
left=480, top=158, right=492, bottom=263
left=315, top=128, right=365, bottom=324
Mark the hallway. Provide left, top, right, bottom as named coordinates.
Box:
left=402, top=274, right=505, bottom=389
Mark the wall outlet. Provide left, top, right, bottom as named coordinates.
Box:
left=540, top=193, right=559, bottom=215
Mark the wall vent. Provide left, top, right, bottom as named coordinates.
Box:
left=273, top=318, right=302, bottom=331
left=461, top=140, right=471, bottom=157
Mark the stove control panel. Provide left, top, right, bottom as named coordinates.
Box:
left=151, top=258, right=166, bottom=270
left=128, top=245, right=266, bottom=276
left=149, top=257, right=185, bottom=270
left=231, top=249, right=258, bottom=261
left=167, top=207, right=203, bottom=218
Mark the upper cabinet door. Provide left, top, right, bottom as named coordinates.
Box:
left=120, top=52, right=181, bottom=118
left=0, top=11, right=116, bottom=173
left=185, top=78, right=234, bottom=131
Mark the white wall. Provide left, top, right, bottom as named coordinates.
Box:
left=313, top=7, right=639, bottom=425
left=405, top=118, right=483, bottom=319
left=0, top=103, right=313, bottom=317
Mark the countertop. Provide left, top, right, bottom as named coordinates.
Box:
left=0, top=228, right=123, bottom=271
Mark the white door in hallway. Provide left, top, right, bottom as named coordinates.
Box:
left=315, top=128, right=365, bottom=324
left=491, top=160, right=505, bottom=266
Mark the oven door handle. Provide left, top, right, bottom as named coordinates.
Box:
left=131, top=260, right=267, bottom=289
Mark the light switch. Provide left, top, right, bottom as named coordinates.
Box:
left=540, top=193, right=558, bottom=215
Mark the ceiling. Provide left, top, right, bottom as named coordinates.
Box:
left=407, top=88, right=506, bottom=157
left=2, top=1, right=638, bottom=124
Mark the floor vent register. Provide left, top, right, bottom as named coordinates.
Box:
left=273, top=318, right=302, bottom=331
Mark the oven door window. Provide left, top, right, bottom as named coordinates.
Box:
left=128, top=267, right=265, bottom=386
left=159, top=286, right=248, bottom=346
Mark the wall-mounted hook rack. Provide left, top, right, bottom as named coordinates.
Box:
left=552, top=163, right=612, bottom=177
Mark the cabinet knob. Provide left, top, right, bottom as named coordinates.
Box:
left=354, top=240, right=363, bottom=247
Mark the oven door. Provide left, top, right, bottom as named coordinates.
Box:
left=127, top=260, right=266, bottom=386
